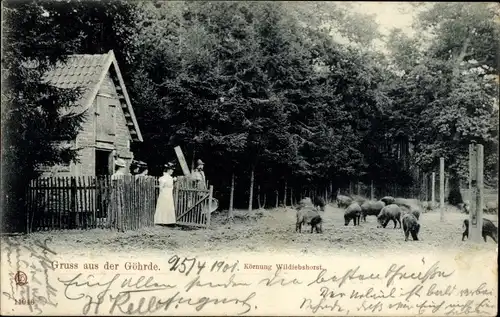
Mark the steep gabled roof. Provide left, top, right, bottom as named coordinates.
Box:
left=43, top=50, right=143, bottom=142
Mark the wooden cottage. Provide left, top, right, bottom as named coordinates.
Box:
left=41, top=50, right=143, bottom=176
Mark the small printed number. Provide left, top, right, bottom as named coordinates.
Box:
left=15, top=299, right=35, bottom=305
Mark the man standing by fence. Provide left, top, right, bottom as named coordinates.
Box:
left=192, top=159, right=207, bottom=190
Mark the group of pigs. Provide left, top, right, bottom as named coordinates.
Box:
left=295, top=195, right=498, bottom=244
left=339, top=195, right=421, bottom=241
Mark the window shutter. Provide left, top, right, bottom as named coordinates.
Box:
left=107, top=104, right=116, bottom=136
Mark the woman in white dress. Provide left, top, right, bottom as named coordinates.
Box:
left=154, top=163, right=177, bottom=225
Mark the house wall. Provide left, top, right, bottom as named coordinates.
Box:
left=41, top=72, right=135, bottom=177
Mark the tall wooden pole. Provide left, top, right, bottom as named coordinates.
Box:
left=476, top=144, right=484, bottom=240
left=174, top=146, right=191, bottom=176
left=468, top=144, right=473, bottom=203
left=469, top=144, right=484, bottom=243
left=469, top=144, right=478, bottom=241
left=431, top=172, right=436, bottom=207
left=440, top=157, right=445, bottom=221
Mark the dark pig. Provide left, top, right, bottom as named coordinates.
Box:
left=462, top=218, right=498, bottom=243
left=377, top=204, right=402, bottom=229
left=402, top=213, right=420, bottom=241
left=336, top=195, right=353, bottom=209
left=361, top=200, right=386, bottom=222
left=313, top=196, right=326, bottom=211
left=310, top=215, right=323, bottom=233
left=380, top=196, right=395, bottom=205
left=401, top=205, right=421, bottom=221
left=344, top=202, right=362, bottom=226
left=296, top=207, right=322, bottom=233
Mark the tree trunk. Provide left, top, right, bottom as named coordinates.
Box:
left=248, top=166, right=254, bottom=211
left=370, top=180, right=374, bottom=200
left=290, top=187, right=294, bottom=207
left=275, top=190, right=279, bottom=208
left=228, top=172, right=235, bottom=219
left=283, top=181, right=287, bottom=207
left=263, top=194, right=267, bottom=209
left=257, top=185, right=262, bottom=209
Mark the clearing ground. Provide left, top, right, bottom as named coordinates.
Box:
left=3, top=204, right=497, bottom=257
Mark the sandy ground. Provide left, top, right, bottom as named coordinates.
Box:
left=3, top=204, right=497, bottom=257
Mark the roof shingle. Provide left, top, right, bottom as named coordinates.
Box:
left=39, top=51, right=143, bottom=142
left=42, top=53, right=110, bottom=110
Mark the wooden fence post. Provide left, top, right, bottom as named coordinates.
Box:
left=440, top=157, right=445, bottom=221
left=469, top=144, right=484, bottom=243
left=71, top=177, right=77, bottom=228
left=207, top=185, right=213, bottom=228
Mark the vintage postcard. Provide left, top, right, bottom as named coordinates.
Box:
left=1, top=1, right=498, bottom=316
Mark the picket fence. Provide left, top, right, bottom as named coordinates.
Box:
left=26, top=176, right=158, bottom=233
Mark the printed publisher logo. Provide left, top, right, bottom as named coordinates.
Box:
left=14, top=271, right=28, bottom=286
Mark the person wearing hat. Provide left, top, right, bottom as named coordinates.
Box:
left=154, top=162, right=177, bottom=225
left=191, top=159, right=206, bottom=190
left=132, top=161, right=148, bottom=177
left=112, top=158, right=127, bottom=180
left=130, top=160, right=142, bottom=175
left=137, top=161, right=149, bottom=176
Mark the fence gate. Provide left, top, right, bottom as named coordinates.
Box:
left=173, top=176, right=214, bottom=228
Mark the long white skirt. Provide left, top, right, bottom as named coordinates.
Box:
left=154, top=188, right=176, bottom=225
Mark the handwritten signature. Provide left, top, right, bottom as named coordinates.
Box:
left=58, top=271, right=257, bottom=315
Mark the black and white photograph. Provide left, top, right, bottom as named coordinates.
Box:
left=1, top=1, right=498, bottom=316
